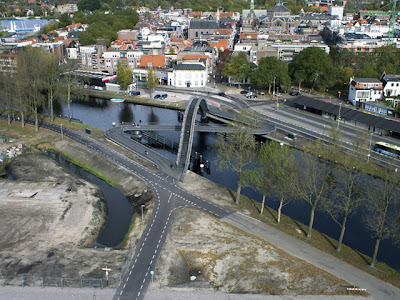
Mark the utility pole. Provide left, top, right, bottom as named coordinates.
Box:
left=337, top=103, right=342, bottom=129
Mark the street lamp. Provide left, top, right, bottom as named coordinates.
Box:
left=140, top=204, right=145, bottom=225
left=337, top=103, right=342, bottom=129
left=368, top=132, right=374, bottom=163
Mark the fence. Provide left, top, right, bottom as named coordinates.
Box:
left=0, top=244, right=136, bottom=289
left=1, top=275, right=120, bottom=289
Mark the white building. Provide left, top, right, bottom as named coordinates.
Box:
left=168, top=62, right=207, bottom=88
left=348, top=78, right=383, bottom=105
left=329, top=5, right=344, bottom=20
left=381, top=74, right=400, bottom=107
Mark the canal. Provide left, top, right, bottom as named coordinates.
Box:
left=55, top=97, right=400, bottom=270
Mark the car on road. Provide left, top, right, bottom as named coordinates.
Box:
left=289, top=90, right=299, bottom=96
left=217, top=92, right=228, bottom=98
left=240, top=90, right=248, bottom=94
left=154, top=94, right=161, bottom=99
left=246, top=93, right=257, bottom=99
left=160, top=93, right=168, bottom=100
left=129, top=91, right=141, bottom=96
left=275, top=93, right=282, bottom=97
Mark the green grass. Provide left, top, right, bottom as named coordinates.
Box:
left=119, top=213, right=138, bottom=249
left=46, top=149, right=118, bottom=187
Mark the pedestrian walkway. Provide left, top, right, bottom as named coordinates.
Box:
left=0, top=286, right=115, bottom=300
left=145, top=289, right=372, bottom=300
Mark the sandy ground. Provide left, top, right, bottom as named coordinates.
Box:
left=0, top=125, right=153, bottom=287
left=152, top=209, right=348, bottom=296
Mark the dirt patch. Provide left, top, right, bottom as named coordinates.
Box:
left=154, top=209, right=349, bottom=295
left=0, top=122, right=153, bottom=285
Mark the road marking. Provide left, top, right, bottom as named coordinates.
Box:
left=168, top=193, right=172, bottom=203
left=123, top=284, right=126, bottom=288
left=120, top=291, right=123, bottom=295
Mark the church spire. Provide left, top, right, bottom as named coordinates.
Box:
left=250, top=0, right=254, bottom=11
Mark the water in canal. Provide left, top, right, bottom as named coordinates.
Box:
left=44, top=151, right=132, bottom=248
left=55, top=97, right=400, bottom=270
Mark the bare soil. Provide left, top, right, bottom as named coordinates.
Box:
left=153, top=209, right=349, bottom=295
left=0, top=122, right=152, bottom=286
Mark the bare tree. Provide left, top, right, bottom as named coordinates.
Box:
left=364, top=168, right=400, bottom=268
left=60, top=60, right=87, bottom=122
left=322, top=129, right=368, bottom=252
left=322, top=155, right=365, bottom=252
left=294, top=139, right=333, bottom=238
left=45, top=53, right=61, bottom=122
left=216, top=109, right=257, bottom=204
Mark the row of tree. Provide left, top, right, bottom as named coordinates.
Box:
left=0, top=47, right=85, bottom=131
left=221, top=45, right=400, bottom=95
left=216, top=110, right=400, bottom=268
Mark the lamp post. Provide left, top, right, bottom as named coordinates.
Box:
left=140, top=204, right=145, bottom=225
left=337, top=103, right=342, bottom=129
left=368, top=132, right=374, bottom=162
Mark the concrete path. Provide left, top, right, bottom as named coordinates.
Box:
left=0, top=286, right=115, bottom=299
left=145, top=289, right=372, bottom=300
left=222, top=213, right=400, bottom=300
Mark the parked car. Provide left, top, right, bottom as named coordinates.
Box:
left=257, top=91, right=265, bottom=95
left=129, top=91, right=141, bottom=96
left=154, top=94, right=161, bottom=99
left=246, top=93, right=257, bottom=99
left=275, top=93, right=282, bottom=97
left=240, top=90, right=248, bottom=94
left=289, top=90, right=299, bottom=96
left=160, top=93, right=168, bottom=100
left=217, top=92, right=228, bottom=97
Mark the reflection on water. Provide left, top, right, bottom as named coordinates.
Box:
left=119, top=103, right=134, bottom=123
left=61, top=97, right=400, bottom=270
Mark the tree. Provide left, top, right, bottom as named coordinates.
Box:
left=59, top=13, right=72, bottom=28
left=222, top=52, right=254, bottom=89
left=45, top=53, right=61, bottom=122
left=364, top=169, right=400, bottom=268
left=116, top=61, right=133, bottom=92
left=216, top=109, right=257, bottom=204
left=60, top=60, right=87, bottom=122
left=146, top=67, right=158, bottom=99
left=17, top=47, right=47, bottom=131
left=290, top=47, right=334, bottom=88
left=321, top=128, right=367, bottom=252
left=0, top=72, right=15, bottom=125
left=244, top=141, right=296, bottom=221
left=77, top=0, right=101, bottom=11
left=265, top=142, right=296, bottom=223
left=251, top=56, right=290, bottom=94
left=294, top=139, right=333, bottom=238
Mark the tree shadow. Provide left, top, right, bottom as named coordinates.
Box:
left=319, top=232, right=336, bottom=250
left=264, top=206, right=278, bottom=223
left=355, top=250, right=371, bottom=266
left=226, top=188, right=236, bottom=203
left=290, top=218, right=307, bottom=236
